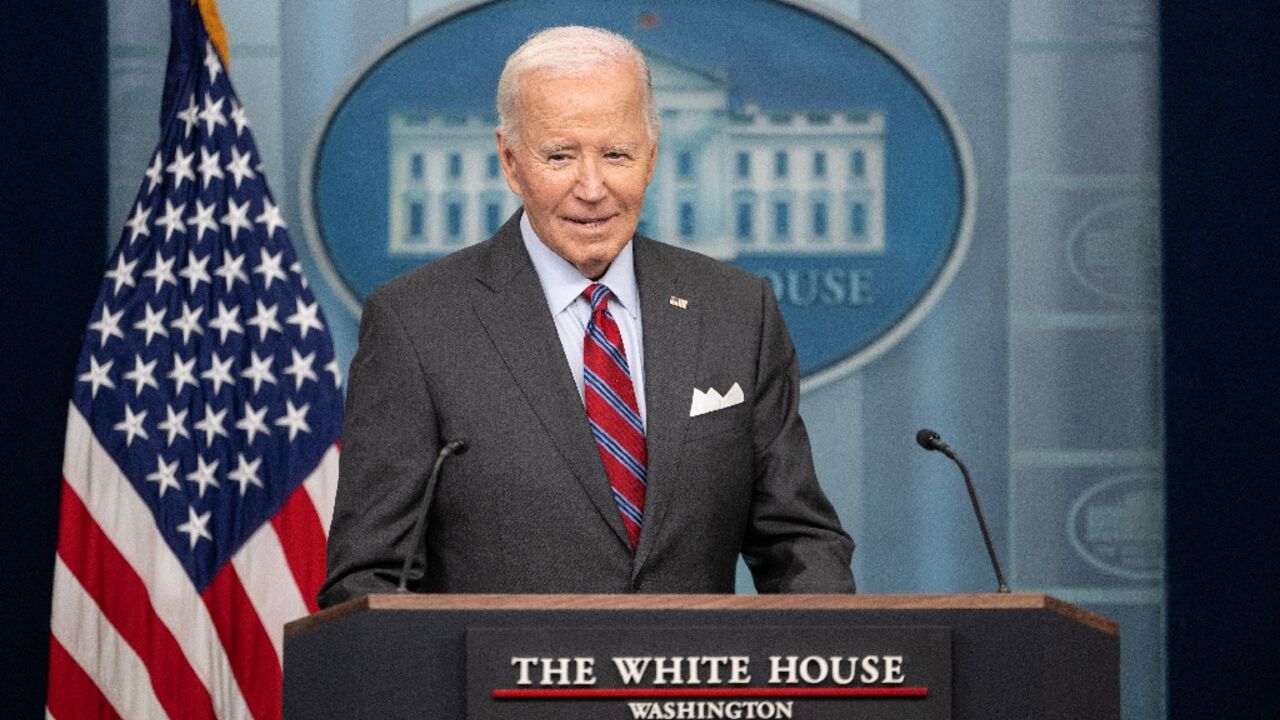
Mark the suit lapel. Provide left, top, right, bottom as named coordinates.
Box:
left=470, top=217, right=633, bottom=549
left=631, top=238, right=701, bottom=575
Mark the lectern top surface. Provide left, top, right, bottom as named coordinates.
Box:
left=286, top=593, right=1118, bottom=638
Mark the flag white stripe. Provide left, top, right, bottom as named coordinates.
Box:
left=232, top=522, right=310, bottom=659
left=50, top=557, right=170, bottom=720
left=302, top=444, right=340, bottom=537
left=61, top=404, right=254, bottom=720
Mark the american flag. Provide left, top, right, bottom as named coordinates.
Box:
left=47, top=1, right=342, bottom=717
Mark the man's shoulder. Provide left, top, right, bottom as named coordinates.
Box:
left=636, top=236, right=766, bottom=310
left=367, top=232, right=511, bottom=310
left=636, top=236, right=762, bottom=288
left=370, top=211, right=528, bottom=309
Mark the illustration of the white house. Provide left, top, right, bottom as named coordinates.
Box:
left=387, top=52, right=886, bottom=258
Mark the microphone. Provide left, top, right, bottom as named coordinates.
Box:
left=916, top=428, right=1010, bottom=593
left=397, top=439, right=468, bottom=592
left=915, top=428, right=945, bottom=453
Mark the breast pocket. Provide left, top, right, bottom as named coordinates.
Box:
left=684, top=396, right=751, bottom=442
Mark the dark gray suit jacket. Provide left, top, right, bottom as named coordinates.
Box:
left=318, top=213, right=854, bottom=606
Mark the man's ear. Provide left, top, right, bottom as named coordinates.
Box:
left=495, top=129, right=523, bottom=197
left=643, top=140, right=658, bottom=186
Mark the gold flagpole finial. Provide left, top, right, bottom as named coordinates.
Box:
left=193, top=0, right=231, bottom=71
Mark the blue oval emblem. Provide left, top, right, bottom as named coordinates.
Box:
left=1067, top=474, right=1163, bottom=582
left=302, top=0, right=973, bottom=388
left=1066, top=197, right=1160, bottom=307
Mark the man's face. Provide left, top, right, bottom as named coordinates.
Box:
left=497, top=61, right=657, bottom=279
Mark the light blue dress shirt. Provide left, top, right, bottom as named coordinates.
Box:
left=520, top=213, right=647, bottom=426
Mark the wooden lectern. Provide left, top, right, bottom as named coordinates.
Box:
left=284, top=594, right=1118, bottom=719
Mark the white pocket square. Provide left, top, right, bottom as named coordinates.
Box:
left=689, top=382, right=744, bottom=417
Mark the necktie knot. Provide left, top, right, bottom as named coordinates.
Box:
left=583, top=283, right=612, bottom=312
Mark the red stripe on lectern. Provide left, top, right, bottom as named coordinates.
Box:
left=493, top=687, right=929, bottom=700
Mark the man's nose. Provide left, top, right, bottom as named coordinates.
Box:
left=573, top=158, right=607, bottom=202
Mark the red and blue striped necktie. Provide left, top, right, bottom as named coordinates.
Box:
left=582, top=283, right=647, bottom=549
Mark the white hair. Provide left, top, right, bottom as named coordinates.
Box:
left=496, top=26, right=659, bottom=145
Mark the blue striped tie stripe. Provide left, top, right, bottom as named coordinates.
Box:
left=584, top=368, right=645, bottom=434
left=589, top=419, right=648, bottom=483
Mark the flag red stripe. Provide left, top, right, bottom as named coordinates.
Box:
left=203, top=564, right=283, bottom=720
left=56, top=480, right=217, bottom=720
left=301, top=444, right=341, bottom=538
left=47, top=633, right=123, bottom=720
left=270, top=484, right=328, bottom=613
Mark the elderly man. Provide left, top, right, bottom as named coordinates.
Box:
left=318, top=26, right=854, bottom=605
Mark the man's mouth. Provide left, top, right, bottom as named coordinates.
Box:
left=565, top=215, right=614, bottom=228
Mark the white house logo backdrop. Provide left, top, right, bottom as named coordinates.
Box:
left=303, top=0, right=973, bottom=386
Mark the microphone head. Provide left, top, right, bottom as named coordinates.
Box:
left=446, top=439, right=468, bottom=456
left=916, top=428, right=942, bottom=451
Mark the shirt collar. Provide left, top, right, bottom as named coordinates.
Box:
left=520, top=212, right=640, bottom=320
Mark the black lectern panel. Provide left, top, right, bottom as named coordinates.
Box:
left=283, top=594, right=1118, bottom=720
